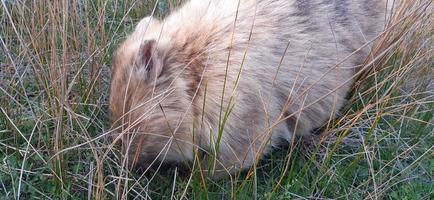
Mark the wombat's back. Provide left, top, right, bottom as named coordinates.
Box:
left=171, top=0, right=388, bottom=138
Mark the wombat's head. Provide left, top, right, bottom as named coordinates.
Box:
left=109, top=17, right=194, bottom=169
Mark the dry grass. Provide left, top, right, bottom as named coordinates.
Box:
left=0, top=0, right=432, bottom=199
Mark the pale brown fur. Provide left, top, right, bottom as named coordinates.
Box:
left=109, top=0, right=391, bottom=177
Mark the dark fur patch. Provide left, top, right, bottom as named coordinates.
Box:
left=333, top=0, right=351, bottom=26
left=172, top=35, right=210, bottom=118
left=291, top=0, right=320, bottom=33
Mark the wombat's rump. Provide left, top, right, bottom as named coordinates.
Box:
left=109, top=0, right=388, bottom=177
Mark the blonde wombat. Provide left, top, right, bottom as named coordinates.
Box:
left=109, top=0, right=390, bottom=177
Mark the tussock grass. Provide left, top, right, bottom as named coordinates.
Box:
left=0, top=0, right=432, bottom=199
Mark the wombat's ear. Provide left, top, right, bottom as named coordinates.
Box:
left=135, top=40, right=163, bottom=83
left=135, top=16, right=161, bottom=34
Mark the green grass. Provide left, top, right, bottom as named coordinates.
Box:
left=1, top=0, right=433, bottom=199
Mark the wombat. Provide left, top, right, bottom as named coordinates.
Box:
left=109, top=0, right=390, bottom=177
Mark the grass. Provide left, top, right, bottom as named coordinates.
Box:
left=0, top=0, right=433, bottom=199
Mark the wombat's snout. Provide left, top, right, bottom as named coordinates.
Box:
left=108, top=113, right=196, bottom=170
left=110, top=129, right=165, bottom=169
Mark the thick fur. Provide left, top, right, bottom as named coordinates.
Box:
left=110, top=0, right=389, bottom=176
